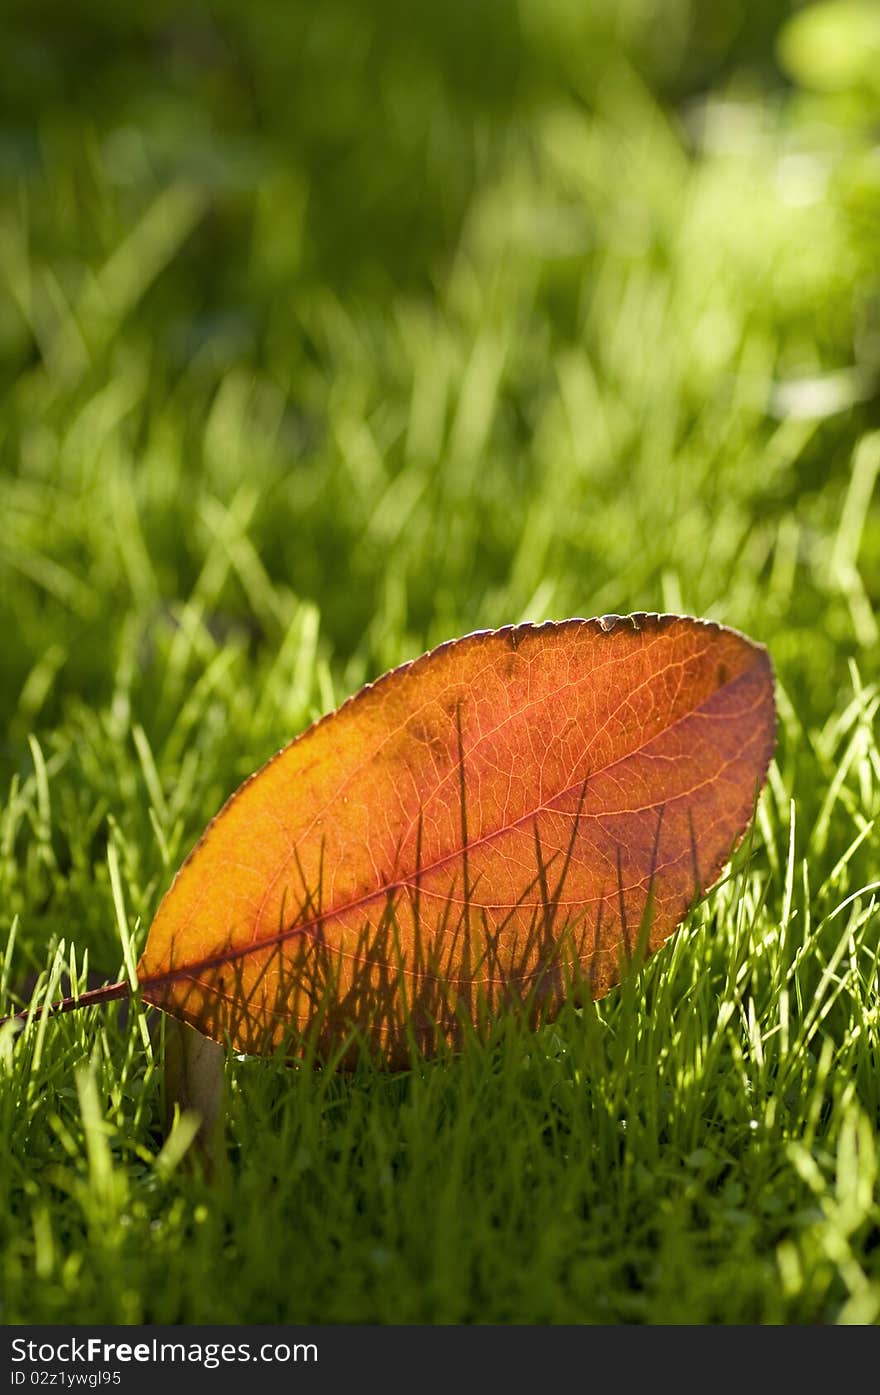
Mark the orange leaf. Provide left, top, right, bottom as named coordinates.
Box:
left=136, top=615, right=775, bottom=1064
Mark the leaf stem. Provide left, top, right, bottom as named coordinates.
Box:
left=0, top=980, right=130, bottom=1031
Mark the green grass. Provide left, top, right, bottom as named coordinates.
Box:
left=2, top=0, right=880, bottom=1325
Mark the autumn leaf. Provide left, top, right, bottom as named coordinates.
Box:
left=1, top=615, right=775, bottom=1065
left=128, top=614, right=774, bottom=1065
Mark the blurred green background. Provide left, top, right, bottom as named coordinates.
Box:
left=2, top=0, right=880, bottom=1325
left=1, top=0, right=878, bottom=761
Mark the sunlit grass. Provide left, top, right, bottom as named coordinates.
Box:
left=2, top=678, right=879, bottom=1323
left=1, top=0, right=879, bottom=1324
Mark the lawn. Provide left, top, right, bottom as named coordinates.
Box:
left=1, top=0, right=879, bottom=1324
